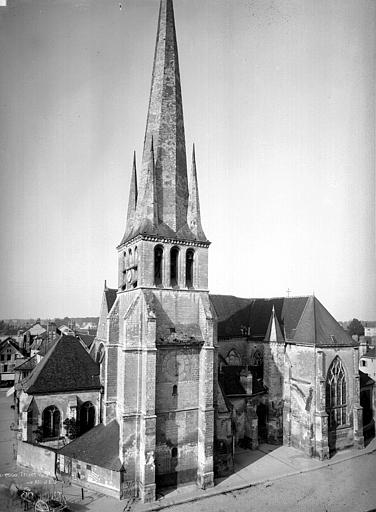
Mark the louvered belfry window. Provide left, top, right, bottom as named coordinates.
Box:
left=326, top=357, right=347, bottom=429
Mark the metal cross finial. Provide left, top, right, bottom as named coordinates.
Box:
left=286, top=288, right=292, bottom=297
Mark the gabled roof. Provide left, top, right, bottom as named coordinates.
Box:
left=0, top=337, right=26, bottom=356
left=58, top=420, right=122, bottom=471
left=210, top=294, right=355, bottom=347
left=22, top=335, right=100, bottom=394
left=24, top=323, right=46, bottom=336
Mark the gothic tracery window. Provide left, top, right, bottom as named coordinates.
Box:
left=326, top=357, right=347, bottom=429
left=226, top=349, right=242, bottom=366
left=42, top=405, right=60, bottom=438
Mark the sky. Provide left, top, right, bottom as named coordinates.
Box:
left=0, top=0, right=375, bottom=321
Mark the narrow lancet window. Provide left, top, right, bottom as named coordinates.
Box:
left=154, top=245, right=163, bottom=286
left=170, top=247, right=179, bottom=287
left=186, top=249, right=194, bottom=288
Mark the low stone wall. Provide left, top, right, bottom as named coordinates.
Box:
left=17, top=441, right=56, bottom=477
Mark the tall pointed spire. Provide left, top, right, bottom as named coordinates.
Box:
left=140, top=0, right=188, bottom=233
left=119, top=0, right=208, bottom=246
left=187, top=144, right=206, bottom=240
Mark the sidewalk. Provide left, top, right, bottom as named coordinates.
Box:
left=134, top=438, right=376, bottom=512
left=59, top=437, right=376, bottom=512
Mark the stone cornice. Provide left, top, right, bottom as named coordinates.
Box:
left=117, top=233, right=210, bottom=250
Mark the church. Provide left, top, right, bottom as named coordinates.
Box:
left=15, top=0, right=367, bottom=503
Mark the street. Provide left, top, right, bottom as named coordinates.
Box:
left=1, top=388, right=376, bottom=512
left=165, top=452, right=376, bottom=512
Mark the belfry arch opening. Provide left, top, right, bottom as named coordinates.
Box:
left=170, top=247, right=179, bottom=287
left=186, top=249, right=194, bottom=288
left=154, top=245, right=163, bottom=286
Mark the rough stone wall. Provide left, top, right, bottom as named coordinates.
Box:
left=19, top=390, right=101, bottom=443
left=283, top=344, right=363, bottom=458
left=17, top=441, right=56, bottom=477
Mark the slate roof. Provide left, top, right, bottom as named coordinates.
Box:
left=105, top=288, right=117, bottom=312
left=77, top=334, right=96, bottom=349
left=58, top=420, right=122, bottom=471
left=22, top=335, right=101, bottom=394
left=210, top=294, right=356, bottom=347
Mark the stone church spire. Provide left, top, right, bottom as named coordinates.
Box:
left=140, top=0, right=188, bottom=234
left=187, top=144, right=206, bottom=240
left=119, top=0, right=208, bottom=245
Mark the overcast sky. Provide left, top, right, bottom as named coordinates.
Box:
left=0, top=0, right=375, bottom=321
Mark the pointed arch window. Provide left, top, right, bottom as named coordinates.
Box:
left=42, top=405, right=60, bottom=438
left=154, top=245, right=163, bottom=286
left=80, top=402, right=95, bottom=434
left=170, top=247, right=179, bottom=287
left=326, top=357, right=347, bottom=429
left=186, top=249, right=194, bottom=288
left=226, top=349, right=242, bottom=366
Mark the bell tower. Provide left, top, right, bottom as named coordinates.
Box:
left=108, top=0, right=215, bottom=502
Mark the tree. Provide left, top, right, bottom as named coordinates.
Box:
left=63, top=418, right=79, bottom=440
left=348, top=318, right=364, bottom=337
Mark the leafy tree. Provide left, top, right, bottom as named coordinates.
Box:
left=348, top=318, right=364, bottom=337
left=63, top=418, right=79, bottom=440
left=33, top=426, right=44, bottom=443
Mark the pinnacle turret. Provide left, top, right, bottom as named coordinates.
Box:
left=187, top=144, right=206, bottom=240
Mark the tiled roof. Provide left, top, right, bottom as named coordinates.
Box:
left=15, top=355, right=38, bottom=371
left=210, top=295, right=355, bottom=347
left=58, top=420, right=122, bottom=471
left=22, top=335, right=101, bottom=394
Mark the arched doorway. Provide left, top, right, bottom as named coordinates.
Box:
left=80, top=402, right=95, bottom=435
